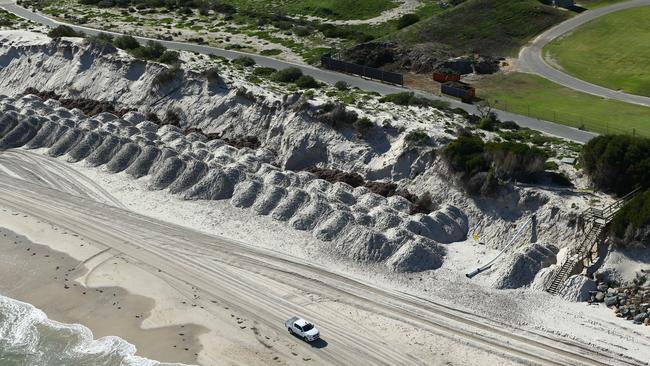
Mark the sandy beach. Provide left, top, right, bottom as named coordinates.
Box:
left=0, top=206, right=297, bottom=366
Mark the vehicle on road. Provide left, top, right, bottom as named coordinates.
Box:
left=285, top=316, right=320, bottom=342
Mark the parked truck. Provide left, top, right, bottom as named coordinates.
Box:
left=284, top=317, right=320, bottom=342
left=441, top=81, right=475, bottom=103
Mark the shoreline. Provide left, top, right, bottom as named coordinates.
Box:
left=0, top=224, right=204, bottom=365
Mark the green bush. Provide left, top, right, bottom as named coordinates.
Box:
left=442, top=136, right=548, bottom=194
left=114, top=34, right=140, bottom=50
left=158, top=50, right=180, bottom=65
left=334, top=81, right=349, bottom=91
left=131, top=40, right=166, bottom=60
left=610, top=189, right=650, bottom=247
left=272, top=67, right=303, bottom=82
left=580, top=135, right=650, bottom=195
left=232, top=56, right=256, bottom=67
left=295, top=75, right=319, bottom=89
left=152, top=65, right=177, bottom=88
left=379, top=92, right=449, bottom=109
left=397, top=13, right=420, bottom=29
left=203, top=66, right=220, bottom=81
left=252, top=67, right=276, bottom=77
left=48, top=25, right=81, bottom=38
left=353, top=117, right=374, bottom=134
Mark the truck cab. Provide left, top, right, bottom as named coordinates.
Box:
left=284, top=317, right=320, bottom=342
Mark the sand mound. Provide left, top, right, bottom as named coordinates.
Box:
left=370, top=208, right=403, bottom=231
left=306, top=179, right=332, bottom=194
left=66, top=131, right=104, bottom=163
left=355, top=192, right=388, bottom=211
left=123, top=111, right=146, bottom=124
left=313, top=210, right=355, bottom=241
left=47, top=128, right=83, bottom=157
left=150, top=148, right=178, bottom=176
left=420, top=206, right=469, bottom=243
left=271, top=188, right=310, bottom=221
left=183, top=168, right=237, bottom=200
left=263, top=170, right=290, bottom=187
left=386, top=237, right=445, bottom=272
left=86, top=135, right=123, bottom=167
left=106, top=142, right=141, bottom=173
left=136, top=121, right=158, bottom=133
left=290, top=194, right=333, bottom=231
left=387, top=195, right=412, bottom=214
left=559, top=275, right=597, bottom=302
left=125, top=145, right=161, bottom=178
left=149, top=156, right=186, bottom=190
left=338, top=226, right=395, bottom=263
left=0, top=120, right=37, bottom=149
left=493, top=243, right=559, bottom=289
left=353, top=212, right=375, bottom=227
left=328, top=184, right=357, bottom=205
left=252, top=185, right=287, bottom=215
left=23, top=120, right=59, bottom=149
left=78, top=119, right=100, bottom=130
left=168, top=159, right=208, bottom=194
left=0, top=113, right=18, bottom=137
left=230, top=180, right=263, bottom=208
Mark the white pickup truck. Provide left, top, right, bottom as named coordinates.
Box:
left=284, top=317, right=320, bottom=342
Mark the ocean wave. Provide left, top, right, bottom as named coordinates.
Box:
left=0, top=294, right=192, bottom=366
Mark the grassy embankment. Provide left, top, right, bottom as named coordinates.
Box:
left=545, top=6, right=650, bottom=97
left=389, top=0, right=569, bottom=57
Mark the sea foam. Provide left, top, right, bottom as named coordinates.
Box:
left=0, top=294, right=190, bottom=366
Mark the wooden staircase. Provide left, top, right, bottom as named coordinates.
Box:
left=546, top=188, right=641, bottom=295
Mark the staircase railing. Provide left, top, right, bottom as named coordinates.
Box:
left=545, top=187, right=641, bottom=295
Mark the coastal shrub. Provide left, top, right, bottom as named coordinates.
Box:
left=114, top=34, right=139, bottom=50
left=232, top=56, right=256, bottom=67
left=397, top=13, right=420, bottom=29
left=87, top=32, right=114, bottom=46
left=353, top=117, right=374, bottom=134
left=48, top=25, right=81, bottom=38
left=295, top=75, right=320, bottom=89
left=442, top=136, right=548, bottom=194
left=610, top=189, right=650, bottom=248
left=334, top=81, right=349, bottom=91
left=379, top=92, right=450, bottom=109
left=158, top=50, right=180, bottom=65
left=272, top=67, right=303, bottom=83
left=405, top=130, right=431, bottom=146
left=580, top=135, right=650, bottom=195
left=319, top=102, right=358, bottom=127
left=163, top=108, right=181, bottom=126
left=151, top=65, right=177, bottom=88
left=252, top=67, right=276, bottom=77
left=131, top=40, right=166, bottom=60
left=484, top=141, right=547, bottom=182
left=203, top=66, right=220, bottom=81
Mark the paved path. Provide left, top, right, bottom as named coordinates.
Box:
left=519, top=0, right=650, bottom=107
left=0, top=1, right=596, bottom=143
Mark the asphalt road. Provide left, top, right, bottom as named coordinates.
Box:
left=0, top=1, right=597, bottom=143
left=519, top=0, right=650, bottom=107
left=0, top=150, right=645, bottom=366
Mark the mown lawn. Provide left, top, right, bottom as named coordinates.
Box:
left=545, top=6, right=650, bottom=97
left=473, top=72, right=650, bottom=137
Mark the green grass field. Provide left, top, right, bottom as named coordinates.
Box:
left=474, top=72, right=650, bottom=137
left=545, top=6, right=650, bottom=97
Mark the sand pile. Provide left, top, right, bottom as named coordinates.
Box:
left=493, top=243, right=559, bottom=289
left=0, top=94, right=472, bottom=272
